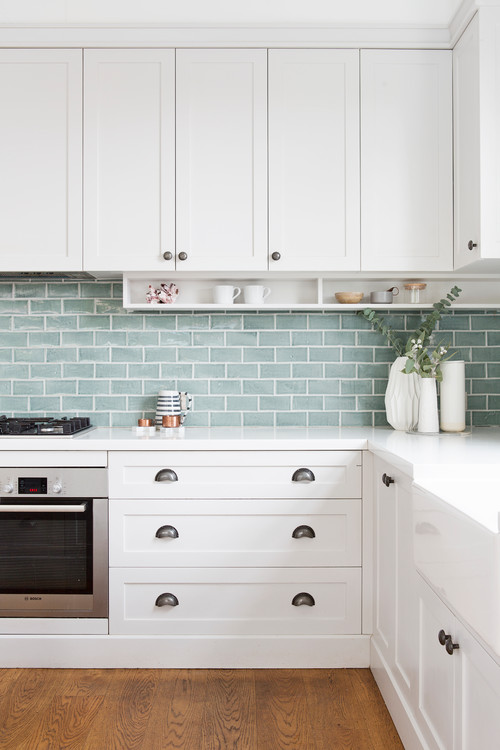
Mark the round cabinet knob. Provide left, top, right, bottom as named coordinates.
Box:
left=52, top=483, right=62, bottom=494
left=467, top=240, right=478, bottom=251
left=155, top=524, right=179, bottom=539
left=292, top=525, right=316, bottom=539
left=154, top=468, right=178, bottom=483
left=2, top=483, right=13, bottom=494
left=178, top=252, right=188, bottom=261
left=163, top=251, right=173, bottom=260
left=438, top=629, right=450, bottom=646
left=292, top=592, right=316, bottom=607
left=382, top=473, right=394, bottom=487
left=155, top=593, right=179, bottom=608
left=445, top=638, right=460, bottom=656
left=291, top=468, right=316, bottom=483
left=271, top=252, right=281, bottom=261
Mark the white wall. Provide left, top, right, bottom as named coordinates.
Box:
left=0, top=0, right=463, bottom=26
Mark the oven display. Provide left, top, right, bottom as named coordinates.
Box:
left=18, top=477, right=47, bottom=494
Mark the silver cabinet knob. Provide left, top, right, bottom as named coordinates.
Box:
left=2, top=484, right=13, bottom=494
left=291, top=468, right=315, bottom=483
left=292, top=592, right=315, bottom=607
left=292, top=525, right=316, bottom=539
left=52, top=483, right=62, bottom=494
left=155, top=524, right=179, bottom=539
left=163, top=251, right=173, bottom=260
left=154, top=468, right=178, bottom=482
left=271, top=252, right=281, bottom=261
left=178, top=252, right=188, bottom=261
left=155, top=593, right=179, bottom=607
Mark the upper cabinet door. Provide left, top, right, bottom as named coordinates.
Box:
left=84, top=50, right=175, bottom=272
left=0, top=49, right=82, bottom=272
left=269, top=50, right=360, bottom=272
left=361, top=50, right=453, bottom=272
left=176, top=49, right=268, bottom=271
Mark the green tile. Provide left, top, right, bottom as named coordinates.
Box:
left=374, top=348, right=395, bottom=363
left=111, top=347, right=143, bottom=363
left=80, top=348, right=110, bottom=362
left=0, top=284, right=13, bottom=298
left=243, top=315, right=275, bottom=330
left=324, top=364, right=356, bottom=378
left=243, top=348, right=275, bottom=363
left=95, top=364, right=124, bottom=378
left=471, top=379, right=500, bottom=394
left=15, top=349, right=44, bottom=362
left=0, top=396, right=29, bottom=411
left=95, top=332, right=127, bottom=346
left=0, top=333, right=28, bottom=347
left=63, top=299, right=95, bottom=314
left=259, top=396, right=291, bottom=410
left=243, top=412, right=275, bottom=427
left=342, top=347, right=373, bottom=362
left=111, top=412, right=140, bottom=427
left=276, top=314, right=307, bottom=329
left=46, top=380, right=77, bottom=395
left=324, top=396, right=356, bottom=410
left=228, top=364, right=259, bottom=378
left=90, top=412, right=111, bottom=427
left=30, top=396, right=61, bottom=412
left=178, top=315, right=209, bottom=330
left=456, top=331, right=487, bottom=346
left=0, top=316, right=11, bottom=329
left=13, top=380, right=43, bottom=395
left=292, top=395, right=323, bottom=410
left=47, top=348, right=77, bottom=362
left=374, top=412, right=390, bottom=426
left=48, top=283, right=78, bottom=297
left=276, top=347, right=308, bottom=362
left=194, top=364, right=225, bottom=379
left=308, top=411, right=339, bottom=426
left=186, top=412, right=209, bottom=427
left=309, top=348, right=340, bottom=362
left=81, top=283, right=112, bottom=298
left=0, top=382, right=12, bottom=394
left=276, top=412, right=307, bottom=427
left=14, top=283, right=47, bottom=298
left=144, top=347, right=178, bottom=363
left=357, top=364, right=390, bottom=378
left=290, top=331, right=321, bottom=346
left=158, top=331, right=192, bottom=346
left=226, top=396, right=258, bottom=410
left=210, top=380, right=241, bottom=395
left=357, top=395, right=386, bottom=410
left=341, top=411, right=374, bottom=426
left=309, top=314, right=340, bottom=329
left=324, top=331, right=356, bottom=345
left=128, top=331, right=158, bottom=346
left=61, top=332, right=94, bottom=346
left=292, top=363, right=322, bottom=378
left=143, top=379, right=176, bottom=395
left=243, top=379, right=274, bottom=395
left=94, top=396, right=127, bottom=411
left=308, top=380, right=340, bottom=394
left=210, top=315, right=242, bottom=330
left=276, top=380, right=307, bottom=394
left=0, top=350, right=13, bottom=362
left=62, top=396, right=94, bottom=411
left=259, top=331, right=290, bottom=346
left=341, top=380, right=372, bottom=394
left=95, top=298, right=125, bottom=314
left=437, top=316, right=471, bottom=331
left=112, top=315, right=145, bottom=330
left=466, top=395, right=487, bottom=409
left=210, top=348, right=241, bottom=363
left=210, top=412, right=242, bottom=427
left=79, top=380, right=110, bottom=395
left=472, top=410, right=500, bottom=426
left=144, top=315, right=177, bottom=331
left=356, top=330, right=388, bottom=347
left=339, top=313, right=370, bottom=330
left=64, top=364, right=95, bottom=378
left=374, top=379, right=388, bottom=394
left=30, top=364, right=60, bottom=379
left=160, top=364, right=194, bottom=378
left=178, top=348, right=209, bottom=363
left=193, top=332, right=224, bottom=346
left=13, top=315, right=44, bottom=330
left=471, top=347, right=500, bottom=362
left=79, top=316, right=111, bottom=330
left=0, top=300, right=27, bottom=314
left=112, top=283, right=123, bottom=298
left=129, top=364, right=159, bottom=379
left=45, top=316, right=78, bottom=330
left=487, top=364, right=500, bottom=377
left=470, top=314, right=500, bottom=330
left=226, top=331, right=258, bottom=346
left=193, top=396, right=225, bottom=411
left=30, top=300, right=61, bottom=314
left=177, top=380, right=209, bottom=395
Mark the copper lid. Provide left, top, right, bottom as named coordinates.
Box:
left=138, top=418, right=153, bottom=427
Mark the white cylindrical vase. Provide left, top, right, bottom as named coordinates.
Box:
left=385, top=356, right=421, bottom=431
left=418, top=377, right=439, bottom=433
left=439, top=360, right=466, bottom=432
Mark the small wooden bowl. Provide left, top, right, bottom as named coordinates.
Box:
left=335, top=292, right=364, bottom=304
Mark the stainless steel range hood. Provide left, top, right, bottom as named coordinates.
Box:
left=0, top=271, right=97, bottom=280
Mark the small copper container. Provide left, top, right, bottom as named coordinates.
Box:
left=138, top=418, right=154, bottom=427
left=162, top=414, right=182, bottom=428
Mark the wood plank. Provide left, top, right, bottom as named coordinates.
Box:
left=347, top=669, right=404, bottom=749
left=255, top=669, right=314, bottom=749
left=202, top=669, right=257, bottom=750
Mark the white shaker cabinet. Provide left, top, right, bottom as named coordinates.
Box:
left=176, top=49, right=268, bottom=272
left=454, top=10, right=500, bottom=269
left=0, top=49, right=82, bottom=272
left=361, top=50, right=453, bottom=272
left=84, top=49, right=175, bottom=272
left=268, top=49, right=360, bottom=271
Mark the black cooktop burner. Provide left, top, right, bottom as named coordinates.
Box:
left=0, top=416, right=93, bottom=436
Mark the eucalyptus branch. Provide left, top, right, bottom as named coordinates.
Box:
left=357, top=308, right=405, bottom=356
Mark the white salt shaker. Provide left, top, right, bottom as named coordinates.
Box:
left=439, top=360, right=466, bottom=432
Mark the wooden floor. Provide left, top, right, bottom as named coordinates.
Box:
left=0, top=668, right=403, bottom=750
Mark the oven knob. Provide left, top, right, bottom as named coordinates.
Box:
left=52, top=482, right=62, bottom=494
left=2, top=483, right=13, bottom=494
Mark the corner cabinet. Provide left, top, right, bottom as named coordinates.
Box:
left=361, top=50, right=453, bottom=272
left=0, top=49, right=82, bottom=272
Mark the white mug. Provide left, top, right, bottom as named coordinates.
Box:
left=213, top=285, right=241, bottom=305
left=243, top=285, right=271, bottom=305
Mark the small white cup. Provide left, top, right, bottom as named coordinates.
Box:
left=243, top=285, right=271, bottom=305
left=213, top=285, right=241, bottom=305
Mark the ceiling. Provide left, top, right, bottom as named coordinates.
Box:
left=0, top=0, right=466, bottom=26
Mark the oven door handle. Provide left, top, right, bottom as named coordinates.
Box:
left=0, top=503, right=87, bottom=513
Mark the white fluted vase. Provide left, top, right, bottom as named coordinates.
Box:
left=385, top=356, right=421, bottom=431
left=417, top=377, right=439, bottom=433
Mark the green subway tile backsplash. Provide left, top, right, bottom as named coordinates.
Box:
left=0, top=280, right=499, bottom=426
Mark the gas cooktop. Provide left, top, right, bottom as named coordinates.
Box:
left=0, top=416, right=94, bottom=436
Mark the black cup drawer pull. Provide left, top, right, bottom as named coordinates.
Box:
left=382, top=473, right=394, bottom=487
left=155, top=525, right=179, bottom=539
left=292, top=468, right=316, bottom=483
left=155, top=593, right=179, bottom=607
left=292, top=525, right=316, bottom=539
left=155, top=468, right=178, bottom=483
left=292, top=592, right=315, bottom=607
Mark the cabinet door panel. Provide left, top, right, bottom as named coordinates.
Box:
left=361, top=50, right=452, bottom=272
left=84, top=49, right=175, bottom=271
left=176, top=49, right=267, bottom=271
left=0, top=49, right=82, bottom=271
left=268, top=50, right=360, bottom=271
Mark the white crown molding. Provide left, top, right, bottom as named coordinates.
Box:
left=0, top=23, right=452, bottom=48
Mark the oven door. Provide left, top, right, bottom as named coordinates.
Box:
left=0, top=497, right=108, bottom=617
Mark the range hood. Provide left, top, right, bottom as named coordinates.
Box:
left=0, top=271, right=97, bottom=280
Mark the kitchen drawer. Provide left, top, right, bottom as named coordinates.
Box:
left=108, top=451, right=362, bottom=499
left=109, top=498, right=361, bottom=567
left=109, top=567, right=361, bottom=636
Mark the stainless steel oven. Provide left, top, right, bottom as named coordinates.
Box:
left=0, top=468, right=108, bottom=617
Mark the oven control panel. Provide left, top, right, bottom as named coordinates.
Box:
left=0, top=469, right=107, bottom=498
